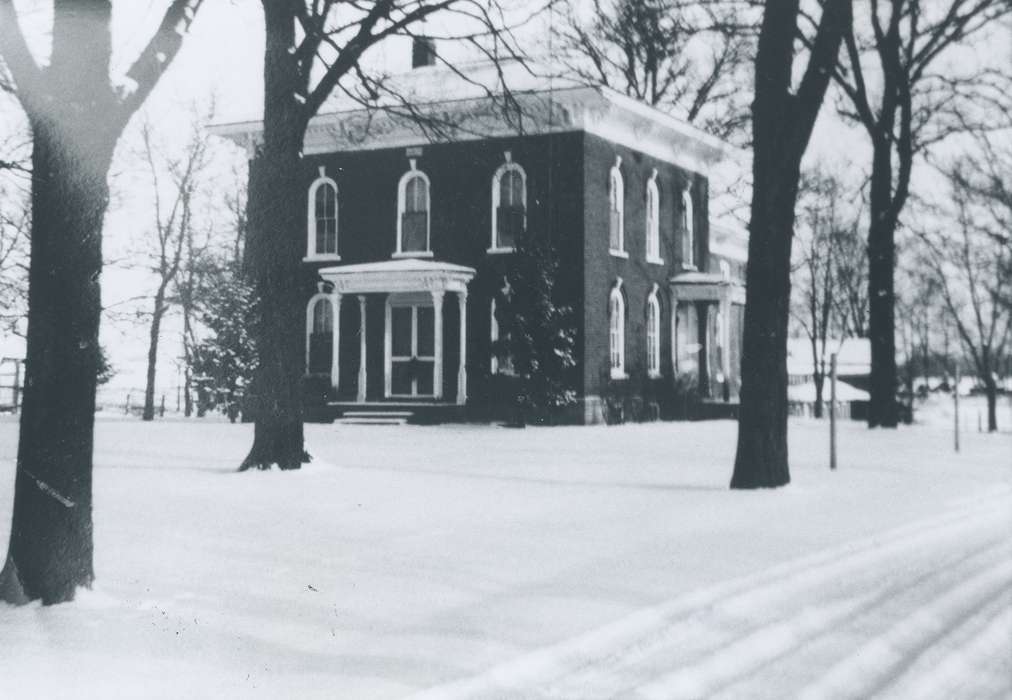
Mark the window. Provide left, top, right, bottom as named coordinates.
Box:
left=490, top=298, right=514, bottom=374
left=396, top=159, right=431, bottom=256
left=307, top=296, right=334, bottom=374
left=609, top=279, right=626, bottom=378
left=609, top=157, right=626, bottom=256
left=307, top=168, right=339, bottom=259
left=646, top=287, right=661, bottom=378
left=681, top=186, right=695, bottom=268
left=675, top=302, right=699, bottom=374
left=646, top=171, right=661, bottom=263
left=491, top=156, right=526, bottom=252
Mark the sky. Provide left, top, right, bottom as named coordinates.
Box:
left=0, top=1, right=1007, bottom=398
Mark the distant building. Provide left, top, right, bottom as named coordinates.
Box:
left=214, top=49, right=746, bottom=423
left=0, top=334, right=24, bottom=413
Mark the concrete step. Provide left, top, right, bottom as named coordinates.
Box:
left=335, top=417, right=410, bottom=425
left=340, top=411, right=414, bottom=419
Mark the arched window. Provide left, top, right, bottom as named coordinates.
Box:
left=307, top=168, right=339, bottom=259
left=396, top=160, right=431, bottom=256
left=306, top=296, right=334, bottom=374
left=609, top=279, right=626, bottom=379
left=675, top=302, right=699, bottom=374
left=646, top=287, right=661, bottom=378
left=491, top=157, right=526, bottom=251
left=609, top=157, right=625, bottom=255
left=646, top=171, right=661, bottom=263
left=681, top=186, right=695, bottom=268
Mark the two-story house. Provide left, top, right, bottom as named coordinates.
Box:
left=214, top=48, right=746, bottom=424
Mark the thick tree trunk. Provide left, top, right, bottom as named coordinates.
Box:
left=241, top=4, right=308, bottom=471
left=0, top=115, right=116, bottom=604
left=142, top=291, right=166, bottom=421
left=731, top=181, right=796, bottom=489
left=867, top=141, right=899, bottom=428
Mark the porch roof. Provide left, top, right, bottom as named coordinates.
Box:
left=670, top=271, right=745, bottom=304
left=318, top=258, right=475, bottom=295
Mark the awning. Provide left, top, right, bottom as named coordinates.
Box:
left=318, top=258, right=475, bottom=295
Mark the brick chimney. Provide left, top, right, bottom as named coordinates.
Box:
left=412, top=36, right=436, bottom=69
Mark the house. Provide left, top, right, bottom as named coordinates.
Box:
left=212, top=46, right=746, bottom=424
left=786, top=337, right=871, bottom=419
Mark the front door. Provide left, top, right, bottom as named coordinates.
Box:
left=390, top=302, right=435, bottom=397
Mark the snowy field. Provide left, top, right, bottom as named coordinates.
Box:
left=0, top=413, right=1009, bottom=699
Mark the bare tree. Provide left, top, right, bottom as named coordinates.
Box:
left=136, top=118, right=210, bottom=422
left=0, top=202, right=28, bottom=337
left=791, top=169, right=862, bottom=418
left=242, top=0, right=534, bottom=471
left=913, top=149, right=1011, bottom=432
left=557, top=0, right=756, bottom=142
left=0, top=0, right=205, bottom=605
left=814, top=0, right=1012, bottom=428
left=729, top=0, right=851, bottom=490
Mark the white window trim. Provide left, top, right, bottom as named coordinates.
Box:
left=395, top=159, right=432, bottom=258
left=609, top=278, right=626, bottom=379
left=306, top=166, right=341, bottom=262
left=304, top=292, right=336, bottom=374
left=609, top=156, right=627, bottom=258
left=645, top=169, right=663, bottom=264
left=489, top=154, right=526, bottom=254
left=646, top=285, right=661, bottom=378
left=681, top=186, right=696, bottom=270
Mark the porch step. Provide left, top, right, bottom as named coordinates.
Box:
left=335, top=410, right=413, bottom=426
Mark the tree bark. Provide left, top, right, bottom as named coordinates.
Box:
left=1, top=113, right=116, bottom=604
left=142, top=289, right=168, bottom=421
left=730, top=0, right=850, bottom=489
left=867, top=138, right=899, bottom=427
left=241, top=3, right=308, bottom=471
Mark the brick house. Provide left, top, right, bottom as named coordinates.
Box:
left=213, top=54, right=746, bottom=424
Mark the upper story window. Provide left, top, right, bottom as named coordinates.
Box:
left=609, top=278, right=626, bottom=379
left=306, top=295, right=334, bottom=374
left=646, top=170, right=662, bottom=263
left=609, top=156, right=626, bottom=257
left=646, top=285, right=661, bottom=378
left=681, top=186, right=695, bottom=268
left=491, top=153, right=526, bottom=252
left=396, top=159, right=431, bottom=257
left=307, top=167, right=339, bottom=259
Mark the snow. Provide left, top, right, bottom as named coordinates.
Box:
left=0, top=414, right=1009, bottom=698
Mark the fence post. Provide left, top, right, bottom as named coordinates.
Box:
left=830, top=352, right=837, bottom=471
left=12, top=359, right=21, bottom=411
left=125, top=393, right=131, bottom=415
left=954, top=365, right=960, bottom=453
left=159, top=394, right=166, bottom=418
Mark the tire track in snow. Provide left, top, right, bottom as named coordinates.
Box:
left=796, top=555, right=1012, bottom=700
left=635, top=539, right=1011, bottom=700
left=406, top=489, right=1010, bottom=700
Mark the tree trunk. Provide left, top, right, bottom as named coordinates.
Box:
left=731, top=181, right=796, bottom=488
left=142, top=291, right=166, bottom=421
left=984, top=374, right=998, bottom=433
left=813, top=369, right=825, bottom=419
left=867, top=140, right=899, bottom=428
left=0, top=114, right=116, bottom=604
left=241, top=4, right=308, bottom=471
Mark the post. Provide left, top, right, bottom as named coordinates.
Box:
left=431, top=290, right=444, bottom=399
left=954, top=364, right=960, bottom=453
left=457, top=289, right=468, bottom=405
left=125, top=393, right=131, bottom=415
left=977, top=410, right=982, bottom=433
left=830, top=352, right=837, bottom=471
left=331, top=293, right=342, bottom=392
left=357, top=295, right=367, bottom=403
left=12, top=359, right=21, bottom=411
left=160, top=394, right=165, bottom=418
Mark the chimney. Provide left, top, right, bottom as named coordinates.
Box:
left=412, top=36, right=436, bottom=69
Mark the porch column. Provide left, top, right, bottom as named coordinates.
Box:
left=719, top=289, right=732, bottom=399
left=431, top=290, right=444, bottom=399
left=456, top=289, right=468, bottom=405
left=357, top=295, right=368, bottom=403
left=330, top=293, right=342, bottom=390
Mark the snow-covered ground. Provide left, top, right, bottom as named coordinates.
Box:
left=0, top=415, right=1009, bottom=699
